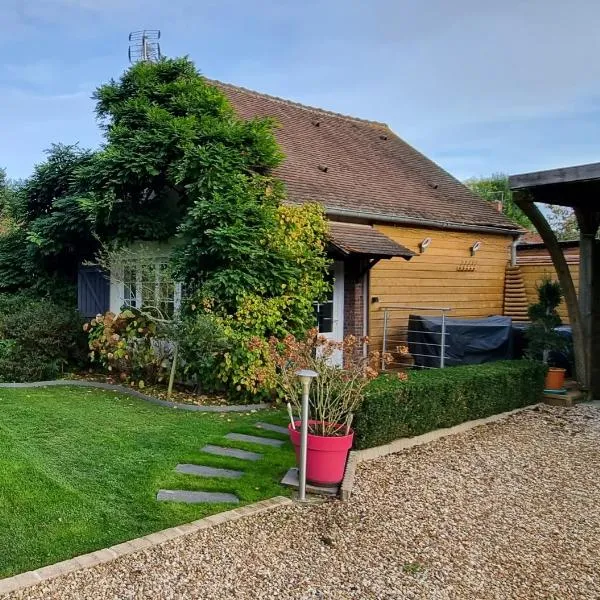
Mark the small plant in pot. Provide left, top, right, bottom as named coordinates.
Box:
left=525, top=277, right=568, bottom=390
left=268, top=330, right=399, bottom=486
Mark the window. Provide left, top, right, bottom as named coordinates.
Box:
left=314, top=269, right=335, bottom=334
left=118, top=258, right=181, bottom=319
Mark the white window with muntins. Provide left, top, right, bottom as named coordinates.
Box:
left=110, top=246, right=181, bottom=318
left=314, top=261, right=344, bottom=365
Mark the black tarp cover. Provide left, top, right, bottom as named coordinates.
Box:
left=407, top=315, right=513, bottom=368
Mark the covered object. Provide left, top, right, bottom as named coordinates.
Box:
left=408, top=315, right=512, bottom=368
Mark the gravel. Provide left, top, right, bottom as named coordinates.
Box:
left=5, top=404, right=600, bottom=599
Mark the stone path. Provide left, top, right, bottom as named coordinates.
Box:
left=157, top=422, right=289, bottom=506
left=157, top=490, right=239, bottom=504
left=175, top=464, right=243, bottom=479
left=200, top=445, right=263, bottom=461
left=225, top=433, right=284, bottom=447
left=255, top=422, right=289, bottom=435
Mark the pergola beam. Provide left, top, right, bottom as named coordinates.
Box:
left=510, top=162, right=600, bottom=190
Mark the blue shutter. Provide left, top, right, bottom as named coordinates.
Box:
left=77, top=266, right=110, bottom=318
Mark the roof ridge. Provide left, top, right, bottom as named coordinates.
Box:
left=208, top=79, right=388, bottom=128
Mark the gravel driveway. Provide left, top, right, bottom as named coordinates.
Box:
left=5, top=404, right=600, bottom=599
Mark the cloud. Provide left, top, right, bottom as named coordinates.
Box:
left=0, top=0, right=599, bottom=180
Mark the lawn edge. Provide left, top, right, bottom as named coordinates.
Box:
left=340, top=403, right=542, bottom=501
left=0, top=496, right=293, bottom=597
left=0, top=380, right=270, bottom=412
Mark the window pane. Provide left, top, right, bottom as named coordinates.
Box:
left=314, top=268, right=335, bottom=333
left=123, top=263, right=137, bottom=308
left=315, top=301, right=334, bottom=333
left=121, top=257, right=179, bottom=318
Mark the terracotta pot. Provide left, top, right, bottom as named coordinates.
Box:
left=545, top=367, right=566, bottom=391
left=288, top=420, right=354, bottom=486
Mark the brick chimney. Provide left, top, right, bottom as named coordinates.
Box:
left=494, top=200, right=503, bottom=213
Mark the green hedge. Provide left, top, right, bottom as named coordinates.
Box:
left=354, top=360, right=546, bottom=450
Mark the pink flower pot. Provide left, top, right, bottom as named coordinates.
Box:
left=288, top=420, right=354, bottom=486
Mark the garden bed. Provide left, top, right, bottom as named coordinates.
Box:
left=65, top=371, right=229, bottom=407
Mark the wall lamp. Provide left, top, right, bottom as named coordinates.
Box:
left=419, top=237, right=432, bottom=253
left=470, top=241, right=482, bottom=256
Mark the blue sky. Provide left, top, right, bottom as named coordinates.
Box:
left=1, top=0, right=599, bottom=182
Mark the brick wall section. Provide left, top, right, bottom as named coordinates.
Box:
left=343, top=258, right=366, bottom=339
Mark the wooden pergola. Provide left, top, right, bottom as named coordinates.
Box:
left=509, top=163, right=600, bottom=398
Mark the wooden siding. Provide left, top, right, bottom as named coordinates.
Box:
left=369, top=225, right=512, bottom=348
left=518, top=253, right=579, bottom=324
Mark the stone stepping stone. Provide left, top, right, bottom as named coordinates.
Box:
left=201, top=445, right=262, bottom=461
left=225, top=433, right=285, bottom=447
left=255, top=422, right=289, bottom=435
left=176, top=464, right=244, bottom=479
left=157, top=489, right=239, bottom=504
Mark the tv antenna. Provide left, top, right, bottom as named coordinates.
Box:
left=128, top=30, right=161, bottom=64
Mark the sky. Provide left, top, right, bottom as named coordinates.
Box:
left=1, top=0, right=599, bottom=182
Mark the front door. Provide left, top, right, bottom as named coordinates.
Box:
left=315, top=261, right=345, bottom=366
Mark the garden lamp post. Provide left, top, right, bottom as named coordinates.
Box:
left=295, top=369, right=318, bottom=501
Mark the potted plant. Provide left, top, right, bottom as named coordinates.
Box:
left=525, top=278, right=568, bottom=390
left=268, top=330, right=397, bottom=485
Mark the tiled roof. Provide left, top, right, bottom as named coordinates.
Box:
left=215, top=81, right=520, bottom=233
left=519, top=232, right=543, bottom=244
left=328, top=221, right=415, bottom=259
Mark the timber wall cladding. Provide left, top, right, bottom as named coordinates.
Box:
left=517, top=249, right=579, bottom=323
left=369, top=225, right=512, bottom=346
left=519, top=264, right=579, bottom=323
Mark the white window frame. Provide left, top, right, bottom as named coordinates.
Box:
left=110, top=251, right=182, bottom=317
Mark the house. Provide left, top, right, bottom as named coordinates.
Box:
left=78, top=81, right=522, bottom=361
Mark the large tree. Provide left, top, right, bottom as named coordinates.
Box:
left=545, top=205, right=579, bottom=240
left=0, top=57, right=330, bottom=396
left=465, top=173, right=533, bottom=230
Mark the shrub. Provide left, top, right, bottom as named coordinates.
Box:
left=353, top=360, right=547, bottom=449
left=525, top=278, right=567, bottom=365
left=0, top=294, right=86, bottom=382
left=85, top=310, right=169, bottom=385
left=266, top=329, right=399, bottom=436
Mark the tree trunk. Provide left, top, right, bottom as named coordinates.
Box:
left=515, top=194, right=588, bottom=392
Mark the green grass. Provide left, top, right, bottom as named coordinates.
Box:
left=0, top=386, right=294, bottom=578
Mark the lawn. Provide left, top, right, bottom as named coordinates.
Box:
left=0, top=386, right=294, bottom=578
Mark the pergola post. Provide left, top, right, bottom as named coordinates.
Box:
left=514, top=193, right=588, bottom=393
left=575, top=209, right=600, bottom=393
left=592, top=239, right=600, bottom=398
left=510, top=162, right=600, bottom=400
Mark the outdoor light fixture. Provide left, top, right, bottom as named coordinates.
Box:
left=470, top=241, right=482, bottom=256
left=419, top=237, right=432, bottom=253
left=295, top=369, right=318, bottom=501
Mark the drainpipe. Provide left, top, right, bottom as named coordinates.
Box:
left=362, top=270, right=369, bottom=357
left=510, top=236, right=520, bottom=267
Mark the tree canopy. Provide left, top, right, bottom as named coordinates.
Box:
left=465, top=173, right=533, bottom=230
left=0, top=58, right=330, bottom=394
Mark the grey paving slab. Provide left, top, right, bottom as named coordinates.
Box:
left=157, top=489, right=239, bottom=504
left=255, top=422, right=290, bottom=435
left=281, top=467, right=339, bottom=497
left=225, top=433, right=285, bottom=447
left=175, top=464, right=244, bottom=479
left=200, top=445, right=262, bottom=461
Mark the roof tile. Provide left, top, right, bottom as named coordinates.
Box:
left=215, top=81, right=520, bottom=233
left=329, top=221, right=414, bottom=259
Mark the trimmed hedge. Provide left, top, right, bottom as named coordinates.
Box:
left=354, top=360, right=546, bottom=450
